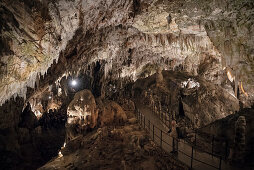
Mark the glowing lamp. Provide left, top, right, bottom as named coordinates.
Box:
left=71, top=80, right=77, bottom=86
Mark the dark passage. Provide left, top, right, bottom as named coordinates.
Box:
left=179, top=98, right=185, bottom=117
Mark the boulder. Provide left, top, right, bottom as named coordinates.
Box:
left=66, top=90, right=127, bottom=141
left=98, top=100, right=127, bottom=127
left=66, top=90, right=98, bottom=140
left=67, top=89, right=98, bottom=128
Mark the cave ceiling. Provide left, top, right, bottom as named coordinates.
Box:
left=0, top=0, right=254, bottom=106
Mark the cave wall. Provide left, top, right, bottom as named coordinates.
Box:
left=0, top=0, right=253, bottom=167
left=0, top=97, right=66, bottom=170
left=1, top=0, right=253, bottom=107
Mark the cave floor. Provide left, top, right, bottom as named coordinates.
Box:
left=39, top=111, right=188, bottom=170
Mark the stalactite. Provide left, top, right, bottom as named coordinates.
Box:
left=160, top=34, right=165, bottom=48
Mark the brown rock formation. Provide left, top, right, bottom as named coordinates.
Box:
left=66, top=89, right=127, bottom=141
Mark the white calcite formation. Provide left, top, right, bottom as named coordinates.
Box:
left=66, top=89, right=127, bottom=141
left=66, top=89, right=98, bottom=140
left=0, top=0, right=80, bottom=105
left=0, top=0, right=253, bottom=106
left=67, top=89, right=98, bottom=127
left=181, top=78, right=200, bottom=89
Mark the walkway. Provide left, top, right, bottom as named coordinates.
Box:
left=135, top=102, right=241, bottom=170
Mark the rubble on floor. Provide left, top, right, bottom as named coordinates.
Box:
left=39, top=113, right=188, bottom=170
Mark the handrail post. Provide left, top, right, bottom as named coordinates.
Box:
left=225, top=140, right=228, bottom=159
left=160, top=129, right=162, bottom=147
left=137, top=110, right=139, bottom=121
left=148, top=120, right=150, bottom=132
left=172, top=137, right=174, bottom=151
left=153, top=125, right=155, bottom=141
left=144, top=115, right=146, bottom=129
left=140, top=112, right=142, bottom=125
left=194, top=131, right=197, bottom=146
left=191, top=146, right=194, bottom=169
left=168, top=114, right=170, bottom=127
left=219, top=156, right=222, bottom=170
left=212, top=135, right=214, bottom=156
left=138, top=110, right=140, bottom=120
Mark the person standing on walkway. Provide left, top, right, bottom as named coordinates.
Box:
left=169, top=119, right=178, bottom=153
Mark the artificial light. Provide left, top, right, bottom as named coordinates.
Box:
left=71, top=80, right=77, bottom=86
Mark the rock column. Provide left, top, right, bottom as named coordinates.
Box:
left=232, top=116, right=246, bottom=164
left=156, top=67, right=163, bottom=87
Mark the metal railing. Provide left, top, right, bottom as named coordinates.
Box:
left=150, top=104, right=229, bottom=160
left=135, top=108, right=223, bottom=170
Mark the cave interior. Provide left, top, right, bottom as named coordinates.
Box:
left=0, top=0, right=254, bottom=170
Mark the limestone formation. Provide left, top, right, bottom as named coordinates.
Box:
left=67, top=89, right=98, bottom=127
left=98, top=100, right=127, bottom=127
left=1, top=0, right=253, bottom=107
left=232, top=116, right=246, bottom=163
left=66, top=89, right=127, bottom=141
left=0, top=0, right=253, bottom=169
left=199, top=108, right=254, bottom=165
left=156, top=67, right=164, bottom=86
left=66, top=89, right=98, bottom=140
left=134, top=71, right=239, bottom=127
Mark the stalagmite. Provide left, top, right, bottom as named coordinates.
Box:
left=232, top=116, right=246, bottom=163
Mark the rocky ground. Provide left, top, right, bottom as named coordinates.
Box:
left=39, top=111, right=188, bottom=170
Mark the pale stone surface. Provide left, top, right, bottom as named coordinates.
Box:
left=66, top=89, right=98, bottom=140
left=1, top=0, right=253, bottom=106
left=66, top=90, right=127, bottom=141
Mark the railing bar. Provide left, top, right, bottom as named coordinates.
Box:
left=161, top=140, right=173, bottom=147
left=136, top=107, right=224, bottom=170
left=192, top=158, right=219, bottom=169
left=161, top=139, right=172, bottom=145
left=154, top=133, right=161, bottom=138
left=138, top=116, right=222, bottom=157
left=139, top=104, right=226, bottom=145
left=177, top=149, right=193, bottom=158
